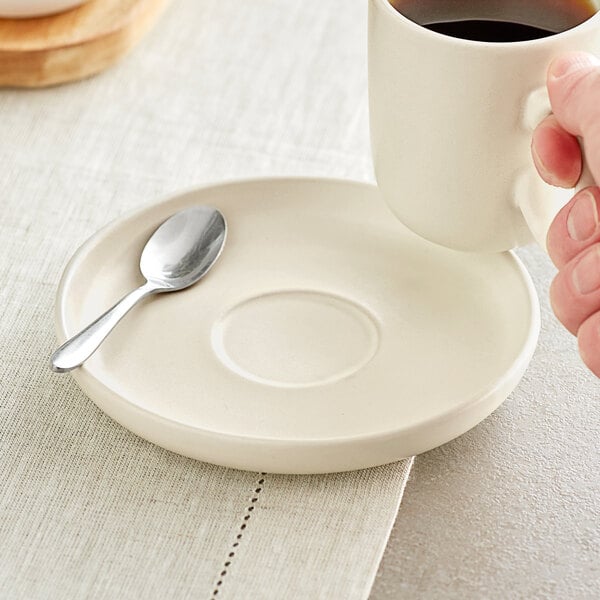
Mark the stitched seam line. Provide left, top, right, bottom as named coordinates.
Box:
left=210, top=472, right=267, bottom=597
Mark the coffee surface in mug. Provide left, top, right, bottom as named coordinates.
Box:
left=389, top=0, right=598, bottom=42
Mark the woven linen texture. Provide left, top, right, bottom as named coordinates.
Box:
left=0, top=1, right=412, bottom=598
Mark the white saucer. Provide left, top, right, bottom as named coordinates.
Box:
left=55, top=178, right=540, bottom=473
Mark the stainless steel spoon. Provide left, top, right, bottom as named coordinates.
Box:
left=50, top=206, right=227, bottom=373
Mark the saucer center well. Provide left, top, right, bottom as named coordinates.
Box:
left=211, top=291, right=380, bottom=388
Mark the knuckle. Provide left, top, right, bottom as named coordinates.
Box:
left=560, top=66, right=600, bottom=107
left=560, top=67, right=600, bottom=103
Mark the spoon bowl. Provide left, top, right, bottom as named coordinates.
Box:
left=141, top=207, right=227, bottom=289
left=50, top=206, right=227, bottom=372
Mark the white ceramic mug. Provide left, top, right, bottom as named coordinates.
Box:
left=369, top=0, right=600, bottom=252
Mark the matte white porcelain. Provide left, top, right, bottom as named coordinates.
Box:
left=369, top=0, right=600, bottom=252
left=0, top=0, right=89, bottom=18
left=55, top=178, right=540, bottom=473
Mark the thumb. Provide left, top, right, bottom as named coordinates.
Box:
left=547, top=52, right=600, bottom=183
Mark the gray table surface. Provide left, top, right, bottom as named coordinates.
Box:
left=373, top=245, right=600, bottom=598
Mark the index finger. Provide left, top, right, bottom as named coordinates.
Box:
left=547, top=52, right=600, bottom=184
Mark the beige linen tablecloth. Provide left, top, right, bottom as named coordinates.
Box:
left=0, top=1, right=414, bottom=598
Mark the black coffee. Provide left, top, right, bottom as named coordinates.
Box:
left=389, top=0, right=598, bottom=42
left=424, top=19, right=557, bottom=42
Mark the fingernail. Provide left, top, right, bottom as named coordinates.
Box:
left=567, top=191, right=599, bottom=241
left=549, top=54, right=600, bottom=80
left=531, top=142, right=552, bottom=180
left=573, top=246, right=600, bottom=295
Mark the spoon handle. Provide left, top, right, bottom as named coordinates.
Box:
left=50, top=282, right=159, bottom=373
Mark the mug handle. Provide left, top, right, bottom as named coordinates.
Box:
left=519, top=86, right=595, bottom=251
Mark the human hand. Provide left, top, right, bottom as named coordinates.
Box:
left=531, top=52, right=600, bottom=378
